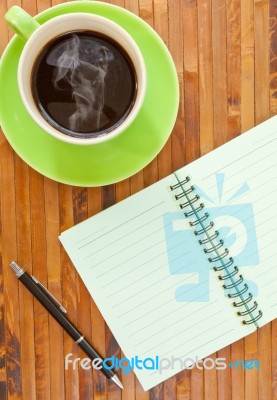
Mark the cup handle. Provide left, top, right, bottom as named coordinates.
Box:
left=5, top=6, right=40, bottom=42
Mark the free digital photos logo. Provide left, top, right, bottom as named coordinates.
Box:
left=164, top=173, right=259, bottom=302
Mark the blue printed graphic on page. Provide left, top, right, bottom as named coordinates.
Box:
left=164, top=173, right=259, bottom=302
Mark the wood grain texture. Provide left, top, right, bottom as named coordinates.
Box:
left=212, top=0, right=228, bottom=148
left=198, top=0, right=213, bottom=156
left=0, top=0, right=276, bottom=399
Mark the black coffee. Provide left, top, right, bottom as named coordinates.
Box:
left=31, top=30, right=137, bottom=138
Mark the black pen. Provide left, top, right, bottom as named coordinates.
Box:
left=10, top=261, right=123, bottom=389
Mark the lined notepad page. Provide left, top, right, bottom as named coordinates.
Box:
left=60, top=116, right=277, bottom=390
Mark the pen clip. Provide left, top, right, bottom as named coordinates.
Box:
left=31, top=276, right=67, bottom=314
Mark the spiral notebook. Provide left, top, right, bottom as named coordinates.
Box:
left=60, top=116, right=277, bottom=390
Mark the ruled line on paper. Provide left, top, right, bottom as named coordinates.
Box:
left=103, top=250, right=174, bottom=289
left=92, top=235, right=168, bottom=274
left=244, top=239, right=277, bottom=262
left=152, top=320, right=231, bottom=359
left=203, top=137, right=277, bottom=180
left=267, top=291, right=277, bottom=298
left=260, top=275, right=277, bottom=288
left=122, top=291, right=210, bottom=327
left=82, top=212, right=166, bottom=258
left=252, top=130, right=277, bottom=146
left=112, top=271, right=199, bottom=309
left=220, top=184, right=277, bottom=217
left=226, top=152, right=277, bottom=182
left=127, top=302, right=194, bottom=335
left=91, top=222, right=186, bottom=275
left=117, top=280, right=209, bottom=317
left=76, top=225, right=108, bottom=245
left=78, top=200, right=166, bottom=249
left=148, top=328, right=236, bottom=377
left=228, top=215, right=277, bottom=249
left=133, top=301, right=218, bottom=344
left=254, top=263, right=277, bottom=279
left=199, top=199, right=277, bottom=246
left=106, top=258, right=196, bottom=298
left=94, top=241, right=166, bottom=279
left=138, top=312, right=226, bottom=357
left=113, top=277, right=209, bottom=311
left=172, top=327, right=234, bottom=359
left=165, top=320, right=234, bottom=358
left=205, top=159, right=277, bottom=198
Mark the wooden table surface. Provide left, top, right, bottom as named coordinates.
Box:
left=0, top=0, right=277, bottom=399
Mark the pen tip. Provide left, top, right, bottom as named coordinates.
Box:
left=111, top=374, right=124, bottom=389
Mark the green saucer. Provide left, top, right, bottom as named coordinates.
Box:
left=0, top=1, right=179, bottom=186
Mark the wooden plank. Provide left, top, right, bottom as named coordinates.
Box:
left=36, top=0, right=51, bottom=14
left=231, top=340, right=244, bottom=400
left=112, top=0, right=125, bottom=7
left=14, top=158, right=36, bottom=400
left=151, top=383, right=163, bottom=400
left=1, top=5, right=22, bottom=400
left=116, top=179, right=131, bottom=202
left=226, top=0, right=241, bottom=140
left=153, top=0, right=172, bottom=181
left=198, top=0, right=214, bottom=156
left=269, top=0, right=277, bottom=116
left=138, top=0, right=158, bottom=189
left=153, top=0, right=168, bottom=44
left=191, top=366, right=203, bottom=400
left=182, top=0, right=200, bottom=165
left=29, top=170, right=50, bottom=400
left=130, top=171, right=144, bottom=197
left=125, top=0, right=139, bottom=14
left=241, top=0, right=255, bottom=132
left=22, top=0, right=36, bottom=16
left=217, top=345, right=231, bottom=400
left=164, top=370, right=176, bottom=400
left=0, top=0, right=9, bottom=56
left=44, top=178, right=65, bottom=400
left=258, top=323, right=272, bottom=400
left=0, top=141, right=7, bottom=400
left=168, top=0, right=185, bottom=171
left=254, top=0, right=270, bottom=123
left=0, top=142, right=22, bottom=400
left=139, top=0, right=154, bottom=27
left=204, top=354, right=217, bottom=400
left=176, top=369, right=190, bottom=400
left=0, top=243, right=6, bottom=399
left=105, top=315, right=122, bottom=400
left=212, top=0, right=228, bottom=148
left=245, top=331, right=258, bottom=400
left=59, top=185, right=79, bottom=400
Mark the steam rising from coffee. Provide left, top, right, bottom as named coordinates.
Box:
left=53, top=34, right=113, bottom=132
left=32, top=31, right=136, bottom=137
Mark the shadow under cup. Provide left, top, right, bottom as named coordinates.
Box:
left=18, top=14, right=146, bottom=144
